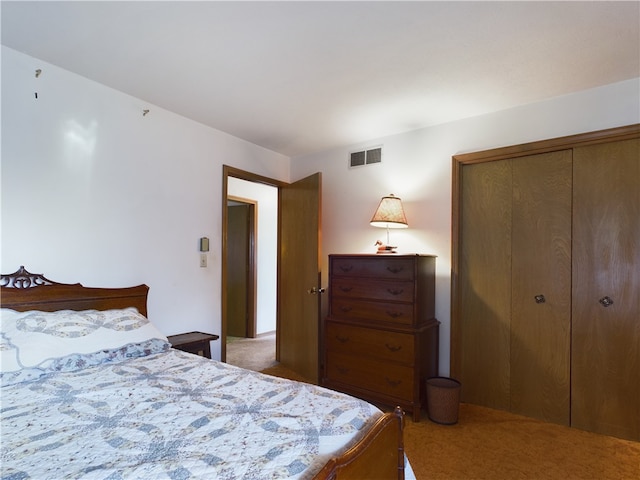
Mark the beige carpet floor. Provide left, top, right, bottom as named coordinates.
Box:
left=403, top=403, right=640, bottom=480
left=226, top=333, right=277, bottom=371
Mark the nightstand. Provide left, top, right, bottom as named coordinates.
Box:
left=167, top=332, right=219, bottom=359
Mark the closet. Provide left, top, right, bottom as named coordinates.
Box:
left=451, top=125, right=639, bottom=441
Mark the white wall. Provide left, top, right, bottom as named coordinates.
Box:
left=290, top=77, right=640, bottom=376
left=1, top=47, right=290, bottom=360
left=227, top=177, right=278, bottom=334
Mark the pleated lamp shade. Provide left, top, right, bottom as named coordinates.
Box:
left=370, top=194, right=408, bottom=229
left=370, top=194, right=408, bottom=251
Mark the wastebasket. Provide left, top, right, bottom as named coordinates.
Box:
left=426, top=377, right=461, bottom=425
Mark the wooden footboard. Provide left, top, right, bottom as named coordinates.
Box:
left=313, top=406, right=405, bottom=480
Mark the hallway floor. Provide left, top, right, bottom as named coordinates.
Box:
left=226, top=333, right=277, bottom=371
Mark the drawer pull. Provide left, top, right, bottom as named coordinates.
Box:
left=340, top=306, right=353, bottom=313
left=385, top=377, right=401, bottom=387
left=385, top=343, right=402, bottom=352
left=387, top=288, right=404, bottom=296
left=335, top=335, right=350, bottom=343
left=337, top=366, right=350, bottom=375
left=339, top=265, right=354, bottom=273
left=386, top=311, right=403, bottom=319
left=386, top=266, right=404, bottom=274
left=339, top=286, right=353, bottom=293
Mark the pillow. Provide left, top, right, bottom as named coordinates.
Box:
left=0, top=307, right=169, bottom=373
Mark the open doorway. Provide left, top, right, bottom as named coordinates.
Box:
left=222, top=165, right=322, bottom=382
left=224, top=172, right=279, bottom=370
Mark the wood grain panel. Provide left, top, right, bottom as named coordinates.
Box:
left=510, top=151, right=572, bottom=424
left=326, top=351, right=414, bottom=400
left=326, top=322, right=415, bottom=364
left=279, top=173, right=321, bottom=383
left=331, top=256, right=416, bottom=280
left=331, top=277, right=414, bottom=303
left=571, top=138, right=640, bottom=441
left=452, top=126, right=640, bottom=439
left=227, top=204, right=249, bottom=337
left=459, top=160, right=512, bottom=409
left=331, top=298, right=415, bottom=326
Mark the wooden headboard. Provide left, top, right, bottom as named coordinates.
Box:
left=1, top=266, right=149, bottom=315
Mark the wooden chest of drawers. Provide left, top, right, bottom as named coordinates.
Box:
left=322, top=254, right=439, bottom=421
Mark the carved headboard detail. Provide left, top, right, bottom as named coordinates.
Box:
left=1, top=265, right=72, bottom=289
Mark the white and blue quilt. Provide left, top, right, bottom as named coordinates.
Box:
left=0, top=307, right=389, bottom=479
left=1, top=348, right=383, bottom=479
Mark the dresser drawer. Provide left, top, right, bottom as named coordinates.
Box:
left=331, top=256, right=415, bottom=281
left=331, top=277, right=414, bottom=303
left=326, top=322, right=415, bottom=364
left=331, top=298, right=415, bottom=325
left=326, top=351, right=414, bottom=400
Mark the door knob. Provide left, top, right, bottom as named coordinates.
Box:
left=307, top=287, right=326, bottom=295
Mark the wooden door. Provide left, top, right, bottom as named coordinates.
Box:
left=571, top=138, right=640, bottom=441
left=458, top=159, right=512, bottom=410
left=278, top=173, right=322, bottom=383
left=510, top=151, right=572, bottom=424
left=227, top=204, right=250, bottom=337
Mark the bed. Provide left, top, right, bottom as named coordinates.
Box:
left=1, top=266, right=409, bottom=479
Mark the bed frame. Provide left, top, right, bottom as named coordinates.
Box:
left=1, top=266, right=405, bottom=480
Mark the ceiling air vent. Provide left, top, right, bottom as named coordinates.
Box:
left=349, top=146, right=382, bottom=168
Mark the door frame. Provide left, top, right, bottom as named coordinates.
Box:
left=221, top=165, right=285, bottom=361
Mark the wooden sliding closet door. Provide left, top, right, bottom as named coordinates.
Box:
left=510, top=151, right=572, bottom=424
left=458, top=151, right=572, bottom=423
left=454, top=125, right=640, bottom=439
left=571, top=138, right=640, bottom=441
left=459, top=159, right=512, bottom=410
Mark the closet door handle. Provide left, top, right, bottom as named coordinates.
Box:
left=534, top=294, right=546, bottom=304
left=599, top=296, right=614, bottom=307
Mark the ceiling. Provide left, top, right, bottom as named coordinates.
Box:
left=2, top=1, right=639, bottom=158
